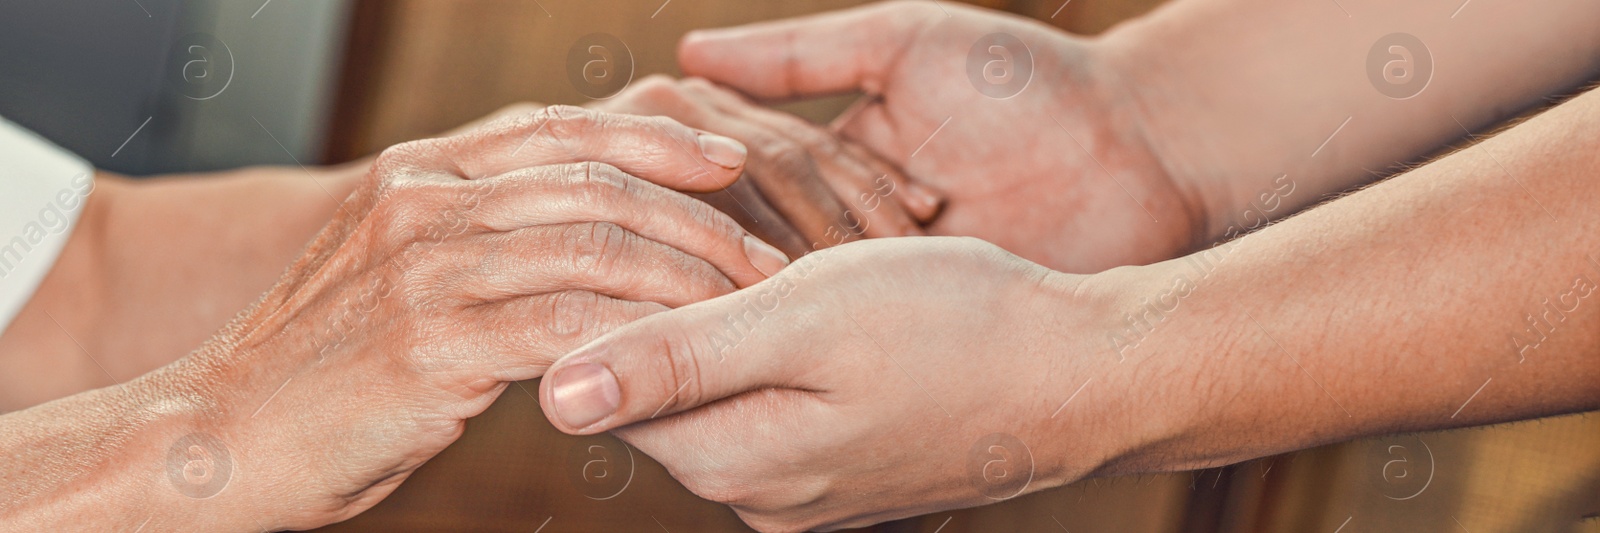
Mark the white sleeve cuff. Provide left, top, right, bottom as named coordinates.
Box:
left=0, top=116, right=94, bottom=333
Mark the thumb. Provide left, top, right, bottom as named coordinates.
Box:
left=676, top=1, right=942, bottom=100
left=539, top=278, right=805, bottom=434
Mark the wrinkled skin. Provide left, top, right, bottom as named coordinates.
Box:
left=592, top=76, right=944, bottom=256
left=97, top=107, right=788, bottom=530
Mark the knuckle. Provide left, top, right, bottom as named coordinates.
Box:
left=540, top=289, right=601, bottom=340
left=469, top=108, right=546, bottom=143
left=471, top=103, right=551, bottom=138
left=537, top=104, right=597, bottom=138
left=372, top=177, right=482, bottom=247
left=371, top=182, right=435, bottom=246
left=372, top=139, right=436, bottom=174
left=565, top=221, right=632, bottom=275
left=572, top=161, right=631, bottom=205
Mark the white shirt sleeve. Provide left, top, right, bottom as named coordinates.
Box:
left=0, top=116, right=94, bottom=333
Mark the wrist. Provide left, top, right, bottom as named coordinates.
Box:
left=112, top=339, right=335, bottom=532
left=1, top=374, right=259, bottom=531
left=112, top=362, right=278, bottom=532
left=1035, top=259, right=1231, bottom=480
left=1010, top=263, right=1178, bottom=488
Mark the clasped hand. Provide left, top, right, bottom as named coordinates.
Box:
left=87, top=2, right=1206, bottom=526
left=115, top=106, right=794, bottom=530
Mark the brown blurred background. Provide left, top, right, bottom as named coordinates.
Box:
left=308, top=1, right=1600, bottom=532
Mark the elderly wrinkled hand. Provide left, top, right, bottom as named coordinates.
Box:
left=593, top=75, right=944, bottom=255
left=0, top=107, right=794, bottom=531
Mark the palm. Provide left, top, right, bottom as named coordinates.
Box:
left=683, top=2, right=1201, bottom=272
left=834, top=7, right=1195, bottom=272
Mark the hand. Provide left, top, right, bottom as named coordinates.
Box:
left=677, top=1, right=1206, bottom=272
left=593, top=75, right=944, bottom=256
left=92, top=107, right=792, bottom=530
left=536, top=238, right=1151, bottom=531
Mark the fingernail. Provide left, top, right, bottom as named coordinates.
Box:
left=743, top=235, right=790, bottom=277
left=550, top=362, right=620, bottom=429
left=904, top=182, right=945, bottom=220
left=698, top=133, right=748, bottom=169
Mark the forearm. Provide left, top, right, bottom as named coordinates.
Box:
left=95, top=166, right=360, bottom=363
left=1114, top=86, right=1600, bottom=472
left=1102, top=0, right=1600, bottom=243
left=0, top=378, right=241, bottom=530
left=0, top=165, right=360, bottom=410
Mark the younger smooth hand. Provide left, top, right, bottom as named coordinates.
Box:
left=539, top=238, right=1156, bottom=531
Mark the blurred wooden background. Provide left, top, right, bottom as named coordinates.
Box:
left=313, top=1, right=1600, bottom=531
left=319, top=0, right=1165, bottom=162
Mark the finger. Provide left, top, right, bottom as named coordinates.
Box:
left=657, top=85, right=859, bottom=245
left=724, top=134, right=860, bottom=247
left=609, top=387, right=828, bottom=509
left=837, top=141, right=945, bottom=224
left=810, top=153, right=920, bottom=238
left=538, top=275, right=810, bottom=434
left=676, top=2, right=943, bottom=100
left=829, top=97, right=908, bottom=163
left=830, top=100, right=949, bottom=221
left=685, top=78, right=941, bottom=229
left=436, top=221, right=737, bottom=308
left=679, top=79, right=925, bottom=238
left=692, top=180, right=811, bottom=260
left=459, top=162, right=792, bottom=288
left=394, top=105, right=747, bottom=192
left=471, top=292, right=668, bottom=382
left=592, top=76, right=853, bottom=248
left=807, top=146, right=925, bottom=238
